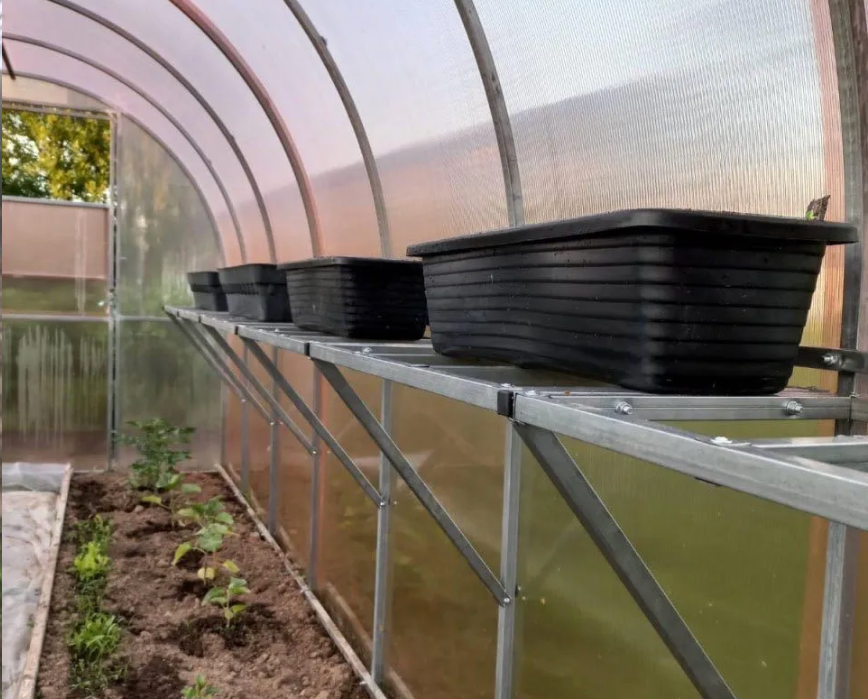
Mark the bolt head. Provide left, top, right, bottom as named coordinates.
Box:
left=784, top=400, right=803, bottom=416
left=711, top=436, right=732, bottom=445
left=500, top=383, right=513, bottom=388
left=822, top=352, right=838, bottom=366
left=525, top=389, right=539, bottom=396
left=614, top=401, right=634, bottom=415
left=362, top=347, right=373, bottom=354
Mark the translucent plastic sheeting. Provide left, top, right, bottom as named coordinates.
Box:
left=115, top=319, right=222, bottom=469
left=302, top=0, right=509, bottom=254
left=517, top=420, right=833, bottom=699
left=387, top=388, right=505, bottom=699
left=1, top=199, right=109, bottom=317
left=58, top=0, right=313, bottom=261
left=4, top=46, right=242, bottom=264
left=1, top=320, right=108, bottom=469
left=116, top=117, right=220, bottom=316
left=1, top=73, right=107, bottom=111
left=2, top=463, right=68, bottom=699
left=204, top=0, right=379, bottom=259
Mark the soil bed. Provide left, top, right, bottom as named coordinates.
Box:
left=37, top=472, right=368, bottom=699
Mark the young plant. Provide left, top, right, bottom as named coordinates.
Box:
left=116, top=418, right=195, bottom=491
left=202, top=577, right=250, bottom=628
left=176, top=496, right=233, bottom=531
left=173, top=519, right=239, bottom=583
left=73, top=541, right=110, bottom=587
left=141, top=471, right=202, bottom=523
left=182, top=674, right=220, bottom=698
left=68, top=612, right=124, bottom=693
left=72, top=514, right=113, bottom=550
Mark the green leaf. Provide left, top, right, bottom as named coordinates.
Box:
left=215, top=512, right=234, bottom=526
left=229, top=603, right=247, bottom=616
left=202, top=587, right=226, bottom=605
left=222, top=559, right=240, bottom=574
left=176, top=507, right=197, bottom=521
left=198, top=531, right=224, bottom=553
left=173, top=543, right=192, bottom=565
left=197, top=566, right=216, bottom=581
left=141, top=494, right=163, bottom=506
left=181, top=483, right=202, bottom=495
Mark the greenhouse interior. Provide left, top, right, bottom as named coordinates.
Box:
left=1, top=1, right=867, bottom=698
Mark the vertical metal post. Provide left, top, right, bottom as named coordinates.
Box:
left=308, top=369, right=323, bottom=588
left=495, top=422, right=522, bottom=699
left=105, top=112, right=120, bottom=470
left=268, top=346, right=280, bottom=535
left=240, top=343, right=250, bottom=494
left=818, top=522, right=860, bottom=699
left=371, top=380, right=394, bottom=684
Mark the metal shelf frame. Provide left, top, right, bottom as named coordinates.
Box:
left=166, top=305, right=868, bottom=699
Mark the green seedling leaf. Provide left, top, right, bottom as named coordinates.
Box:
left=197, top=566, right=216, bottom=582
left=181, top=483, right=202, bottom=495
left=202, top=588, right=227, bottom=606
left=141, top=495, right=163, bottom=506
left=229, top=603, right=246, bottom=616
left=173, top=543, right=192, bottom=566
left=222, top=560, right=240, bottom=574
left=176, top=507, right=197, bottom=521
left=197, top=532, right=224, bottom=553
left=215, top=512, right=234, bottom=526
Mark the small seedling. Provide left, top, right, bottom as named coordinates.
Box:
left=173, top=522, right=239, bottom=583
left=141, top=472, right=202, bottom=523
left=72, top=515, right=113, bottom=549
left=176, top=497, right=234, bottom=530
left=73, top=541, right=110, bottom=584
left=116, top=418, right=194, bottom=490
left=182, top=674, right=219, bottom=698
left=68, top=612, right=124, bottom=693
left=202, top=577, right=250, bottom=628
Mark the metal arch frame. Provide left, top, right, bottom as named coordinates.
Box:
left=4, top=36, right=243, bottom=263
left=2, top=69, right=226, bottom=264
left=278, top=0, right=393, bottom=257
left=453, top=0, right=525, bottom=227
left=169, top=0, right=321, bottom=259
left=44, top=0, right=273, bottom=264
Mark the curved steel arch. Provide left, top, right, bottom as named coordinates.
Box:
left=280, top=0, right=393, bottom=256
left=453, top=0, right=525, bottom=227
left=170, top=0, right=321, bottom=258
left=6, top=70, right=226, bottom=264
left=6, top=34, right=247, bottom=262
left=46, top=0, right=274, bottom=265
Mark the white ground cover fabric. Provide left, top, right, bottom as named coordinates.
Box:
left=2, top=464, right=68, bottom=699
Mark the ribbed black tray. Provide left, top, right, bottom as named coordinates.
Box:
left=407, top=209, right=856, bottom=395
left=187, top=270, right=227, bottom=312
left=217, top=264, right=291, bottom=322
left=279, top=257, right=427, bottom=339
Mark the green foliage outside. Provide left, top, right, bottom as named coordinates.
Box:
left=2, top=110, right=110, bottom=202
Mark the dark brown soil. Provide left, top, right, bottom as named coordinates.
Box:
left=37, top=473, right=369, bottom=699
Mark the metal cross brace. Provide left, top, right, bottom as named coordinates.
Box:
left=200, top=325, right=316, bottom=457
left=241, top=338, right=383, bottom=506
left=514, top=422, right=737, bottom=699
left=313, top=359, right=510, bottom=606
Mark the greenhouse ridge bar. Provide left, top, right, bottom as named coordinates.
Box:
left=166, top=305, right=868, bottom=699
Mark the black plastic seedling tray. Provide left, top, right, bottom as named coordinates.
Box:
left=407, top=209, right=856, bottom=395
left=217, top=264, right=292, bottom=322
left=187, top=270, right=228, bottom=312
left=279, top=257, right=427, bottom=339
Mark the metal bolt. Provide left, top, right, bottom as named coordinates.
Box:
left=362, top=347, right=373, bottom=354
left=503, top=596, right=512, bottom=606
left=711, top=436, right=732, bottom=445
left=784, top=400, right=803, bottom=416
left=822, top=352, right=838, bottom=367
left=614, top=401, right=634, bottom=415
left=525, top=389, right=539, bottom=396
left=500, top=383, right=513, bottom=388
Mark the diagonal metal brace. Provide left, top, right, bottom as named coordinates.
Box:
left=201, top=326, right=316, bottom=456
left=242, top=339, right=384, bottom=506
left=514, top=422, right=737, bottom=699
left=170, top=315, right=272, bottom=423
left=314, top=359, right=509, bottom=606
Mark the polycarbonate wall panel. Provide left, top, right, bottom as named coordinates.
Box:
left=2, top=199, right=109, bottom=316
left=302, top=0, right=508, bottom=254
left=6, top=43, right=243, bottom=264
left=1, top=73, right=108, bottom=110
left=518, top=420, right=835, bottom=699
left=851, top=532, right=868, bottom=699
left=246, top=345, right=275, bottom=520
left=116, top=319, right=221, bottom=469
left=68, top=0, right=313, bottom=261
left=1, top=320, right=108, bottom=468
left=204, top=0, right=379, bottom=259
left=116, top=117, right=221, bottom=315
left=387, top=388, right=505, bottom=699
left=318, top=370, right=382, bottom=653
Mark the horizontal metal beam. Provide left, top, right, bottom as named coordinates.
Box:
left=314, top=359, right=509, bottom=605
left=242, top=338, right=384, bottom=506
left=1, top=194, right=110, bottom=208
left=797, top=346, right=868, bottom=374
left=751, top=437, right=868, bottom=467
left=514, top=395, right=868, bottom=530
left=516, top=423, right=736, bottom=699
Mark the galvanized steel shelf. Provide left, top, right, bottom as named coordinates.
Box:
left=166, top=305, right=868, bottom=699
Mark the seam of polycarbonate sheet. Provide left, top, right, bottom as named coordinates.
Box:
left=169, top=0, right=321, bottom=259
left=7, top=69, right=226, bottom=265
left=280, top=0, right=392, bottom=257
left=3, top=99, right=111, bottom=119
left=452, top=0, right=525, bottom=227
left=46, top=0, right=270, bottom=266
left=6, top=35, right=241, bottom=263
